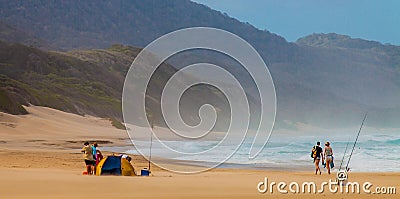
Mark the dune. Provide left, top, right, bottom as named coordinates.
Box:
left=0, top=106, right=129, bottom=150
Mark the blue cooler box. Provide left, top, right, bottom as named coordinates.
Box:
left=141, top=169, right=150, bottom=176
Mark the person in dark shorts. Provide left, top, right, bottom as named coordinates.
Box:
left=312, top=141, right=323, bottom=175
left=91, top=142, right=97, bottom=174
left=81, top=141, right=94, bottom=175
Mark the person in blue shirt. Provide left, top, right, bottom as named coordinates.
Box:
left=91, top=142, right=98, bottom=174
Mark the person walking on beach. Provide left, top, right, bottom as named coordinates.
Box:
left=81, top=141, right=94, bottom=175
left=311, top=141, right=323, bottom=175
left=324, top=141, right=334, bottom=174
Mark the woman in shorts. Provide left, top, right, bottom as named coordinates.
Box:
left=324, top=142, right=334, bottom=174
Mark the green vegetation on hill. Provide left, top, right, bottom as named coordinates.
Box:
left=0, top=41, right=230, bottom=129
left=109, top=117, right=126, bottom=130
left=0, top=0, right=291, bottom=63
left=0, top=20, right=51, bottom=49
left=0, top=86, right=27, bottom=115
left=0, top=40, right=125, bottom=120
left=1, top=1, right=400, bottom=129
left=297, top=33, right=400, bottom=69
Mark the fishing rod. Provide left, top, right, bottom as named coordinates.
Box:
left=345, top=112, right=367, bottom=170
left=339, top=136, right=351, bottom=171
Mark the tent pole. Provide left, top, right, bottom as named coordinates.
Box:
left=149, top=122, right=153, bottom=172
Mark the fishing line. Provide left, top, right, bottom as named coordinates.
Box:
left=345, top=112, right=367, bottom=170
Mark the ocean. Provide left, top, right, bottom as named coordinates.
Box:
left=103, top=133, right=400, bottom=172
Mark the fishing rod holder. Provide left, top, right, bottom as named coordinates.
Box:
left=336, top=170, right=349, bottom=186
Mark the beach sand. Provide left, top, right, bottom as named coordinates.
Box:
left=0, top=106, right=398, bottom=198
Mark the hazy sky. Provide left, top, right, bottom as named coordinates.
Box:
left=192, top=0, right=400, bottom=45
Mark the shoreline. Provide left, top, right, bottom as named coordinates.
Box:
left=1, top=106, right=399, bottom=198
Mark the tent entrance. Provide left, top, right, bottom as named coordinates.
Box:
left=101, top=156, right=122, bottom=175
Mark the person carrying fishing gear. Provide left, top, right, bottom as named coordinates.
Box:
left=311, top=141, right=323, bottom=175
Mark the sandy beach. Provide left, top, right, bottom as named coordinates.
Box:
left=1, top=106, right=398, bottom=198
